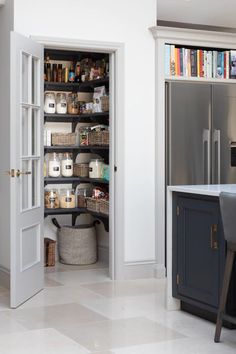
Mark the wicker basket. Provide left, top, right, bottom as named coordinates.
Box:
left=58, top=225, right=97, bottom=265
left=44, top=238, right=56, bottom=267
left=52, top=132, right=78, bottom=146
left=86, top=197, right=100, bottom=213
left=99, top=199, right=109, bottom=215
left=101, top=96, right=109, bottom=112
left=73, top=163, right=89, bottom=177
left=88, top=130, right=109, bottom=146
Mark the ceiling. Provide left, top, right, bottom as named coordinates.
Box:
left=157, top=0, right=236, bottom=29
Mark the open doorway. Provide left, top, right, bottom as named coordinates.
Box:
left=43, top=46, right=114, bottom=286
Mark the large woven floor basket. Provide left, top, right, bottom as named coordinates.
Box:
left=58, top=224, right=97, bottom=265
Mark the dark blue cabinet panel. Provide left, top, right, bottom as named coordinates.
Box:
left=173, top=194, right=225, bottom=310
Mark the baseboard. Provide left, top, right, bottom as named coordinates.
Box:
left=123, top=261, right=165, bottom=280
left=153, top=264, right=166, bottom=278
left=0, top=266, right=10, bottom=289
left=98, top=245, right=109, bottom=264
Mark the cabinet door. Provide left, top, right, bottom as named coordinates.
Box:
left=177, top=197, right=223, bottom=308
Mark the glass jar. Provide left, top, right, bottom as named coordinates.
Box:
left=44, top=188, right=59, bottom=209
left=48, top=153, right=61, bottom=177
left=68, top=93, right=79, bottom=114
left=60, top=188, right=76, bottom=208
left=61, top=153, right=73, bottom=177
left=56, top=93, right=67, bottom=114
left=76, top=186, right=92, bottom=208
left=44, top=92, right=56, bottom=114
left=89, top=158, right=104, bottom=179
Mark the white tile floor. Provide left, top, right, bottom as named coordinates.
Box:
left=0, top=263, right=235, bottom=353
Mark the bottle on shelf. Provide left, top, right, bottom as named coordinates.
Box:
left=75, top=61, right=81, bottom=82
left=52, top=63, right=58, bottom=82
left=57, top=64, right=62, bottom=82
left=48, top=153, right=61, bottom=178
left=46, top=63, right=52, bottom=82
left=68, top=62, right=75, bottom=82
left=44, top=63, right=47, bottom=81
left=56, top=93, right=67, bottom=114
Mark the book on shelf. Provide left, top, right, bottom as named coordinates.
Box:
left=165, top=44, right=233, bottom=80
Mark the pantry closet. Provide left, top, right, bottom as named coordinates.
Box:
left=43, top=48, right=112, bottom=281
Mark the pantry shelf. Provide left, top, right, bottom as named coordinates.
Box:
left=44, top=112, right=109, bottom=123
left=44, top=145, right=109, bottom=153
left=44, top=177, right=109, bottom=185
left=44, top=77, right=109, bottom=92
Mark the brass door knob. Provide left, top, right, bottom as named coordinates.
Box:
left=16, top=170, right=31, bottom=178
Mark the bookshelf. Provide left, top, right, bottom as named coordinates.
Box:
left=149, top=26, right=236, bottom=293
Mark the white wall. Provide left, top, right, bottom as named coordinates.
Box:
left=13, top=0, right=157, bottom=267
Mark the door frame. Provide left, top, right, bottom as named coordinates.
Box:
left=31, top=35, right=125, bottom=280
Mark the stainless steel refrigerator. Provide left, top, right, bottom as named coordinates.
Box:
left=166, top=82, right=236, bottom=186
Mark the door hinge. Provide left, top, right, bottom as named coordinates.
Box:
left=114, top=165, right=117, bottom=172
left=177, top=206, right=180, bottom=216
left=177, top=274, right=180, bottom=285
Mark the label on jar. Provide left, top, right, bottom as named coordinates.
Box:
left=53, top=167, right=59, bottom=171
left=49, top=197, right=56, bottom=202
left=65, top=197, right=72, bottom=202
left=68, top=72, right=75, bottom=82
left=49, top=103, right=55, bottom=108
left=65, top=165, right=72, bottom=169
left=89, top=167, right=93, bottom=172
left=61, top=103, right=67, bottom=107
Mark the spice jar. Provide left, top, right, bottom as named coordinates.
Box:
left=56, top=93, right=67, bottom=114
left=60, top=188, right=76, bottom=208
left=68, top=93, right=79, bottom=114
left=48, top=153, right=61, bottom=177
left=76, top=186, right=92, bottom=207
left=44, top=188, right=59, bottom=209
left=89, top=158, right=104, bottom=178
left=61, top=153, right=73, bottom=177
left=79, top=126, right=90, bottom=146
left=44, top=92, right=56, bottom=114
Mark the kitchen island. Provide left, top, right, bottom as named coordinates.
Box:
left=166, top=184, right=236, bottom=323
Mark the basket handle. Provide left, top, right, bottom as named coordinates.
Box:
left=52, top=218, right=61, bottom=229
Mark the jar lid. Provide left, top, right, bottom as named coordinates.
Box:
left=60, top=188, right=75, bottom=193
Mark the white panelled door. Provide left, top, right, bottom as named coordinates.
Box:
left=10, top=32, right=44, bottom=308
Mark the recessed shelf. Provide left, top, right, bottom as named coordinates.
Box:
left=44, top=207, right=109, bottom=219
left=165, top=76, right=236, bottom=84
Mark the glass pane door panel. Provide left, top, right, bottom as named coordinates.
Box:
left=21, top=160, right=30, bottom=211
left=22, top=53, right=29, bottom=103
left=31, top=109, right=39, bottom=156
left=32, top=57, right=39, bottom=105
left=32, top=159, right=39, bottom=208
left=22, top=107, right=29, bottom=156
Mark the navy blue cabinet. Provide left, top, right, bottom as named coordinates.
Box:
left=172, top=194, right=225, bottom=312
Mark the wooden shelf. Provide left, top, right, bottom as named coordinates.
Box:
left=44, top=112, right=109, bottom=123
left=44, top=77, right=109, bottom=92
left=44, top=145, right=109, bottom=153
left=44, top=177, right=109, bottom=185
left=165, top=76, right=236, bottom=84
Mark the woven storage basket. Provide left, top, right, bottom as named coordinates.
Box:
left=58, top=225, right=97, bottom=265
left=86, top=197, right=100, bottom=213
left=73, top=163, right=89, bottom=177
left=88, top=130, right=109, bottom=146
left=99, top=199, right=109, bottom=215
left=44, top=238, right=56, bottom=267
left=101, top=96, right=109, bottom=112
left=52, top=132, right=77, bottom=146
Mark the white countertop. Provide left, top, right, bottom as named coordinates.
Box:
left=167, top=184, right=236, bottom=197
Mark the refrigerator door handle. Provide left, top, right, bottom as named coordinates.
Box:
left=213, top=129, right=221, bottom=184
left=203, top=129, right=210, bottom=184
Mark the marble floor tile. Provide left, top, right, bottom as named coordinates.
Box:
left=0, top=312, right=27, bottom=335
left=0, top=328, right=89, bottom=354
left=19, top=285, right=105, bottom=310
left=79, top=292, right=165, bottom=320
left=56, top=317, right=184, bottom=352
left=44, top=277, right=64, bottom=288
left=45, top=268, right=110, bottom=287
left=45, top=260, right=108, bottom=274
left=5, top=303, right=108, bottom=330
left=110, top=336, right=236, bottom=354
left=81, top=278, right=165, bottom=298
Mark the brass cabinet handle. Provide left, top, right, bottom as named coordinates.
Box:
left=16, top=170, right=31, bottom=178
left=211, top=224, right=218, bottom=250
